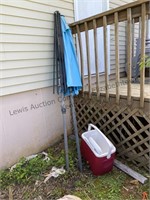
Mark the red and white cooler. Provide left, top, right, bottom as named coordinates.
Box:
left=81, top=124, right=116, bottom=175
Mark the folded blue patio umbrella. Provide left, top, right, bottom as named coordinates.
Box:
left=61, top=16, right=82, bottom=96
left=53, top=11, right=82, bottom=172
left=60, top=15, right=82, bottom=171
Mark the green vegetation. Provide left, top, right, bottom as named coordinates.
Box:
left=0, top=147, right=75, bottom=189
left=0, top=155, right=50, bottom=188
left=139, top=55, right=150, bottom=69
left=0, top=138, right=149, bottom=200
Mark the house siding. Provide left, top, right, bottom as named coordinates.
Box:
left=0, top=0, right=74, bottom=96
left=0, top=87, right=71, bottom=169
left=109, top=0, right=137, bottom=75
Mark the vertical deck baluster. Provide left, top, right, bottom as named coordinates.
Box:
left=140, top=3, right=146, bottom=108
left=93, top=19, right=100, bottom=98
left=146, top=15, right=149, bottom=39
left=127, top=8, right=132, bottom=105
left=76, top=24, right=84, bottom=94
left=103, top=16, right=109, bottom=102
left=114, top=12, right=120, bottom=104
left=132, top=18, right=135, bottom=58
left=85, top=22, right=91, bottom=97
left=139, top=17, right=141, bottom=38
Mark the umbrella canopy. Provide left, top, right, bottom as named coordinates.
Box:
left=61, top=16, right=82, bottom=96
left=53, top=11, right=82, bottom=172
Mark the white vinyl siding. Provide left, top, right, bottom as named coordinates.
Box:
left=0, top=0, right=74, bottom=96
left=109, top=0, right=137, bottom=75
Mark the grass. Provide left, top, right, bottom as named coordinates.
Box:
left=0, top=137, right=149, bottom=200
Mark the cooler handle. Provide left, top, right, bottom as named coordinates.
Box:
left=88, top=124, right=113, bottom=159
left=88, top=124, right=101, bottom=132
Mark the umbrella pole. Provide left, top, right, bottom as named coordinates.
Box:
left=70, top=92, right=82, bottom=172
left=53, top=11, right=69, bottom=171
left=61, top=93, right=69, bottom=171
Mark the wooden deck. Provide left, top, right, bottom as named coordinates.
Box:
left=71, top=1, right=150, bottom=172
left=90, top=78, right=150, bottom=99
left=70, top=0, right=150, bottom=107
left=74, top=93, right=150, bottom=172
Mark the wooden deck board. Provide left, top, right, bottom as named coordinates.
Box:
left=89, top=78, right=150, bottom=99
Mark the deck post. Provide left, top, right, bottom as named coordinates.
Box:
left=140, top=3, right=146, bottom=108
left=132, top=18, right=135, bottom=58
left=76, top=24, right=84, bottom=95
left=93, top=19, right=100, bottom=99
left=139, top=17, right=141, bottom=38
left=114, top=12, right=120, bottom=104
left=85, top=22, right=92, bottom=97
left=103, top=16, right=109, bottom=102
left=127, top=8, right=132, bottom=105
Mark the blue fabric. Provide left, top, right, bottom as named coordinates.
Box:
left=61, top=16, right=82, bottom=96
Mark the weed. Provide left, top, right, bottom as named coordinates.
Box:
left=139, top=55, right=150, bottom=69
left=0, top=138, right=149, bottom=200
left=0, top=139, right=77, bottom=190
left=48, top=187, right=65, bottom=200
left=0, top=155, right=52, bottom=188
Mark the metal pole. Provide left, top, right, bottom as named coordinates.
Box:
left=54, top=11, right=69, bottom=170
left=70, top=92, right=82, bottom=172
left=53, top=12, right=56, bottom=94
left=61, top=93, right=69, bottom=171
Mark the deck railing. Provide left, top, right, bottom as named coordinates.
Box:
left=70, top=0, right=150, bottom=108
